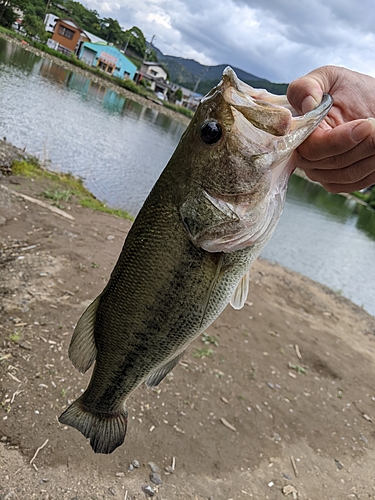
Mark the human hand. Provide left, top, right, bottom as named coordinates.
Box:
left=287, top=65, right=375, bottom=193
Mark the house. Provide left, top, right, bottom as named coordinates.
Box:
left=50, top=18, right=90, bottom=55
left=138, top=62, right=168, bottom=81
left=177, top=86, right=203, bottom=110
left=54, top=3, right=70, bottom=15
left=77, top=42, right=137, bottom=80
left=11, top=7, right=25, bottom=33
left=44, top=13, right=58, bottom=34
left=136, top=61, right=170, bottom=97
left=44, top=14, right=107, bottom=45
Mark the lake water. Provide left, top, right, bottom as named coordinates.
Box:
left=0, top=38, right=374, bottom=316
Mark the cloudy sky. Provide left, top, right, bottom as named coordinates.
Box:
left=82, top=0, right=375, bottom=83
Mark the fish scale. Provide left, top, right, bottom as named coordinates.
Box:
left=59, top=67, right=332, bottom=454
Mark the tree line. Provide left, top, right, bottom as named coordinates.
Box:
left=0, top=0, right=155, bottom=61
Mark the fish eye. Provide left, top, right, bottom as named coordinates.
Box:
left=200, top=121, right=222, bottom=144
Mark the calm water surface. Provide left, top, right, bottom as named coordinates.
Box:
left=0, top=39, right=374, bottom=316
left=0, top=39, right=186, bottom=214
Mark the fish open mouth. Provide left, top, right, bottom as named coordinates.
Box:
left=197, top=69, right=333, bottom=253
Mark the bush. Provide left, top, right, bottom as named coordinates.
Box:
left=163, top=102, right=194, bottom=118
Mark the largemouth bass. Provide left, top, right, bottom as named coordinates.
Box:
left=59, top=67, right=332, bottom=453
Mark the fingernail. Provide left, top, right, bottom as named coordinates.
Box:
left=301, top=95, right=320, bottom=114
left=351, top=119, right=375, bottom=142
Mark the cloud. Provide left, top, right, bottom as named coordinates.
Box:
left=82, top=0, right=375, bottom=82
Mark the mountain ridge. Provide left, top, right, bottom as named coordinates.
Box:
left=151, top=45, right=288, bottom=95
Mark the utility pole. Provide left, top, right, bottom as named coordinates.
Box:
left=123, top=35, right=130, bottom=54
left=137, top=35, right=156, bottom=84
left=193, top=67, right=209, bottom=93
left=187, top=67, right=208, bottom=108
left=44, top=0, right=52, bottom=25
left=136, top=35, right=157, bottom=84
left=143, top=34, right=156, bottom=63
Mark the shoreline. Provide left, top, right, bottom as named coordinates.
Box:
left=0, top=31, right=191, bottom=127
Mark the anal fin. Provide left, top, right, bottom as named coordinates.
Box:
left=69, top=295, right=100, bottom=373
left=230, top=270, right=250, bottom=310
left=145, top=351, right=185, bottom=387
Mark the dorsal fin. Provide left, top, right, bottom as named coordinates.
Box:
left=68, top=296, right=100, bottom=373
left=145, top=351, right=186, bottom=387
left=230, top=270, right=250, bottom=310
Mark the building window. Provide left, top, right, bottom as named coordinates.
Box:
left=97, top=61, right=114, bottom=75
left=58, top=25, right=74, bottom=40
left=150, top=69, right=158, bottom=76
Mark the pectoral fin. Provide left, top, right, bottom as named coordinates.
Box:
left=145, top=351, right=186, bottom=387
left=230, top=271, right=250, bottom=310
left=68, top=295, right=100, bottom=373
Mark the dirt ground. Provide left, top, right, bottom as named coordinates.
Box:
left=1, top=169, right=375, bottom=500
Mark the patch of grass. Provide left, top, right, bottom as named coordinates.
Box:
left=163, top=102, right=194, bottom=118
left=9, top=329, right=22, bottom=343
left=1, top=402, right=11, bottom=412
left=201, top=332, right=219, bottom=347
left=248, top=367, right=257, bottom=380
left=12, top=159, right=133, bottom=220
left=12, top=157, right=42, bottom=177
left=288, top=363, right=306, bottom=375
left=192, top=347, right=214, bottom=358
left=42, top=189, right=72, bottom=202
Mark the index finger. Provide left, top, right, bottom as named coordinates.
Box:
left=298, top=119, right=375, bottom=163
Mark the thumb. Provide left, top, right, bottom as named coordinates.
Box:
left=287, top=76, right=324, bottom=114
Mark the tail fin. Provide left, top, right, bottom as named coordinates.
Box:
left=59, top=397, right=128, bottom=454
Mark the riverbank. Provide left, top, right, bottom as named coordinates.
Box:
left=1, top=156, right=375, bottom=499
left=0, top=31, right=191, bottom=127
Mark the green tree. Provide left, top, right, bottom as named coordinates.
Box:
left=174, top=88, right=183, bottom=101
left=0, top=0, right=25, bottom=27
left=367, top=186, right=375, bottom=208
left=23, top=12, right=47, bottom=40
left=63, top=0, right=101, bottom=35
left=123, top=26, right=146, bottom=58
left=101, top=17, right=122, bottom=45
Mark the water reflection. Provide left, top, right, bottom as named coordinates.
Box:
left=356, top=204, right=375, bottom=240
left=39, top=58, right=71, bottom=85
left=0, top=38, right=40, bottom=73
left=288, top=175, right=355, bottom=222
left=288, top=175, right=375, bottom=242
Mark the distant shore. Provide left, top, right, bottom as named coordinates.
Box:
left=0, top=31, right=191, bottom=127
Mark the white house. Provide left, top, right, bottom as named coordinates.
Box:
left=138, top=62, right=168, bottom=81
